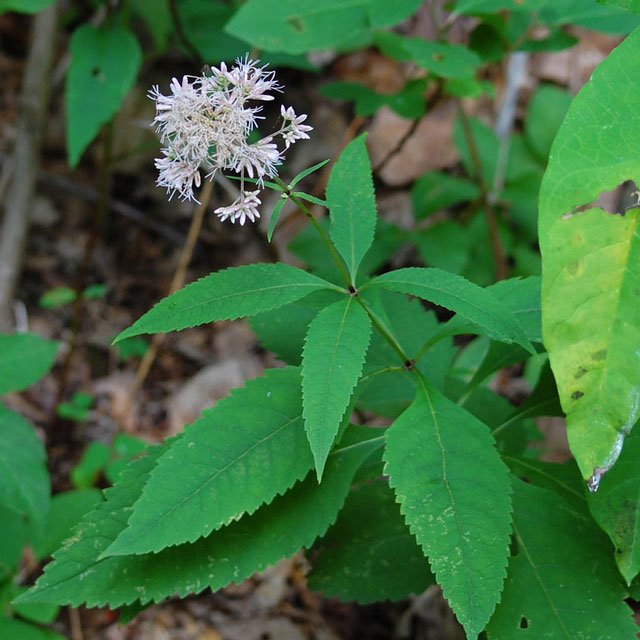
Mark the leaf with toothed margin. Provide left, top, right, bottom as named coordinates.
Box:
left=486, top=477, right=637, bottom=640
left=102, top=367, right=313, bottom=557
left=539, top=27, right=640, bottom=487
left=366, top=267, right=534, bottom=354
left=326, top=134, right=377, bottom=283
left=113, top=263, right=340, bottom=342
left=383, top=374, right=512, bottom=639
left=302, top=296, right=371, bottom=479
left=14, top=429, right=382, bottom=608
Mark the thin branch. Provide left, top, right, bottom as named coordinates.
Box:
left=0, top=3, right=58, bottom=331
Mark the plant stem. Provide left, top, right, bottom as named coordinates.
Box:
left=273, top=176, right=352, bottom=289
left=355, top=296, right=412, bottom=366
left=456, top=101, right=508, bottom=281
left=58, top=120, right=114, bottom=403
left=168, top=0, right=204, bottom=66
left=125, top=179, right=215, bottom=416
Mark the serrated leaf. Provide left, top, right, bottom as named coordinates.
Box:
left=0, top=333, right=58, bottom=394
left=0, top=405, right=50, bottom=529
left=588, top=432, right=640, bottom=584
left=104, top=367, right=313, bottom=556
left=486, top=478, right=637, bottom=639
left=17, top=431, right=381, bottom=608
left=114, top=263, right=338, bottom=342
left=249, top=290, right=344, bottom=365
left=308, top=478, right=434, bottom=603
left=289, top=158, right=331, bottom=188
left=539, top=28, right=640, bottom=486
left=366, top=267, right=534, bottom=353
left=383, top=375, right=512, bottom=638
left=302, top=297, right=371, bottom=479
left=66, top=25, right=141, bottom=167
left=326, top=134, right=377, bottom=283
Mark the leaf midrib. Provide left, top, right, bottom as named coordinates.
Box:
left=108, top=412, right=303, bottom=553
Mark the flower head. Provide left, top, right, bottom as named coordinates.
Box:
left=149, top=56, right=312, bottom=224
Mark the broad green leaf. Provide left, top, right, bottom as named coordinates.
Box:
left=0, top=619, right=65, bottom=640
left=326, top=135, right=377, bottom=282
left=367, top=0, right=422, bottom=26
left=225, top=0, right=372, bottom=54
left=114, top=263, right=338, bottom=342
left=366, top=267, right=534, bottom=352
left=486, top=478, right=637, bottom=639
left=104, top=367, right=313, bottom=556
left=414, top=221, right=472, bottom=274
left=588, top=432, right=640, bottom=584
left=10, top=587, right=59, bottom=624
left=66, top=25, right=141, bottom=167
left=31, top=489, right=103, bottom=560
left=178, top=0, right=247, bottom=63
left=0, top=333, right=58, bottom=394
left=302, top=297, right=371, bottom=479
left=598, top=0, right=640, bottom=15
left=411, top=171, right=480, bottom=220
left=539, top=28, right=640, bottom=486
left=0, top=0, right=54, bottom=12
left=524, top=84, right=572, bottom=163
left=384, top=375, right=512, bottom=638
left=0, top=405, right=49, bottom=528
left=131, top=0, right=172, bottom=50
left=0, top=503, right=30, bottom=575
left=70, top=441, right=110, bottom=489
left=17, top=431, right=381, bottom=607
left=308, top=479, right=434, bottom=603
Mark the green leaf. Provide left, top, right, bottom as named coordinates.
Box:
left=103, top=367, right=314, bottom=556
left=524, top=84, right=572, bottom=163
left=11, top=588, right=59, bottom=624
left=289, top=158, right=331, bottom=188
left=308, top=478, right=434, bottom=603
left=486, top=478, right=637, bottom=639
left=0, top=333, right=58, bottom=394
left=326, top=134, right=377, bottom=282
left=131, top=0, right=172, bottom=50
left=0, top=0, right=54, bottom=12
left=367, top=0, right=422, bottom=26
left=31, top=489, right=103, bottom=560
left=384, top=375, right=512, bottom=638
left=66, top=25, right=141, bottom=167
left=267, top=197, right=287, bottom=242
left=70, top=441, right=110, bottom=489
left=0, top=619, right=65, bottom=640
left=411, top=171, right=480, bottom=220
left=38, top=286, right=76, bottom=309
left=539, top=28, right=640, bottom=486
left=178, top=0, right=248, bottom=63
left=366, top=267, right=534, bottom=352
left=598, top=0, right=640, bottom=15
left=249, top=290, right=343, bottom=365
left=225, top=0, right=373, bottom=54
left=588, top=432, right=640, bottom=584
left=414, top=221, right=472, bottom=274
left=0, top=405, right=50, bottom=529
left=374, top=31, right=481, bottom=78
left=0, top=503, right=30, bottom=576
left=17, top=431, right=381, bottom=607
left=302, top=297, right=371, bottom=479
left=114, top=263, right=338, bottom=342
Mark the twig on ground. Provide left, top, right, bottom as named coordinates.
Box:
left=0, top=3, right=58, bottom=331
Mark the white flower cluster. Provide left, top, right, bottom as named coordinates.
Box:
left=148, top=57, right=312, bottom=225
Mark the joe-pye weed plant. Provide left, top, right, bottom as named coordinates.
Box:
left=15, top=14, right=640, bottom=640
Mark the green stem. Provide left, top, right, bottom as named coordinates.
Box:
left=273, top=176, right=352, bottom=288
left=355, top=296, right=412, bottom=366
